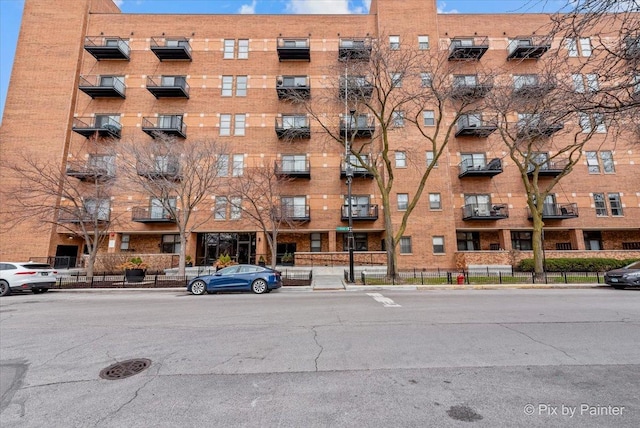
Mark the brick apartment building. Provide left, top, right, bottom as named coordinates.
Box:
left=0, top=0, right=638, bottom=270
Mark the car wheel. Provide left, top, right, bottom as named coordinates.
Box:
left=32, top=289, right=43, bottom=294
left=0, top=281, right=10, bottom=297
left=190, top=280, right=207, bottom=295
left=612, top=285, right=626, bottom=290
left=251, top=279, right=268, bottom=294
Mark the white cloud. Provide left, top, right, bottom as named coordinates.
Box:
left=285, top=0, right=368, bottom=14
left=114, top=0, right=124, bottom=7
left=239, top=0, right=257, bottom=14
left=437, top=1, right=459, bottom=14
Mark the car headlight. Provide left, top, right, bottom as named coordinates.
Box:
left=624, top=272, right=640, bottom=278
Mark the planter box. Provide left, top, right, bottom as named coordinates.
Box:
left=124, top=268, right=145, bottom=283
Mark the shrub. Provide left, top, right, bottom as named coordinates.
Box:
left=519, top=258, right=638, bottom=272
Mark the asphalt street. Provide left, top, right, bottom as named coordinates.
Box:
left=1, top=288, right=639, bottom=427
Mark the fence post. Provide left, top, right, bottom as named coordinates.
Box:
left=597, top=271, right=601, bottom=283
left=564, top=272, right=568, bottom=284
left=447, top=272, right=452, bottom=284
left=154, top=274, right=158, bottom=288
left=544, top=271, right=548, bottom=284
left=421, top=271, right=424, bottom=285
left=361, top=271, right=366, bottom=285
left=499, top=271, right=502, bottom=284
left=531, top=272, right=535, bottom=284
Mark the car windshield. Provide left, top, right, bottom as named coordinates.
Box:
left=625, top=261, right=640, bottom=269
left=217, top=266, right=240, bottom=275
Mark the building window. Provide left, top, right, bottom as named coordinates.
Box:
left=397, top=193, right=408, bottom=211
left=432, top=236, right=445, bottom=254
left=390, top=35, right=400, bottom=50
left=579, top=37, right=592, bottom=57
left=310, top=233, right=322, bottom=252
left=400, top=237, right=412, bottom=254
left=423, top=110, right=435, bottom=126
left=418, top=35, right=430, bottom=50
left=120, top=234, right=130, bottom=251
left=457, top=232, right=480, bottom=251
left=461, top=153, right=486, bottom=170
left=220, top=114, right=231, bottom=136
left=221, top=76, right=233, bottom=97
left=236, top=76, right=247, bottom=96
left=234, top=114, right=246, bottom=136
left=586, top=74, right=599, bottom=92
left=392, top=111, right=405, bottom=127
left=232, top=154, right=244, bottom=176
left=161, top=235, right=181, bottom=253
left=281, top=196, right=307, bottom=218
left=584, top=231, right=603, bottom=250
left=429, top=193, right=441, bottom=210
left=420, top=72, right=432, bottom=87
left=395, top=151, right=406, bottom=168
left=215, top=196, right=227, bottom=219
left=223, top=39, right=235, bottom=59
left=608, top=193, right=623, bottom=216
left=390, top=72, right=403, bottom=87
left=511, top=231, right=533, bottom=250
left=566, top=38, right=578, bottom=57
left=572, top=74, right=585, bottom=92
left=217, top=154, right=229, bottom=177
left=282, top=154, right=307, bottom=173
left=426, top=151, right=438, bottom=167
left=513, top=74, right=537, bottom=89
left=593, top=192, right=608, bottom=216
left=84, top=198, right=110, bottom=221
left=343, top=233, right=368, bottom=251
left=600, top=151, right=615, bottom=173
left=230, top=197, right=242, bottom=220
left=587, top=151, right=615, bottom=173
left=238, top=39, right=249, bottom=59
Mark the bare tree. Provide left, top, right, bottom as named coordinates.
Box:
left=227, top=159, right=297, bottom=269
left=118, top=134, right=226, bottom=275
left=298, top=35, right=489, bottom=277
left=1, top=136, right=119, bottom=276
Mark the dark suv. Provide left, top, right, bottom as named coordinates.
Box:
left=604, top=261, right=640, bottom=289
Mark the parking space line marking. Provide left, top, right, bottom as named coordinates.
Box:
left=367, top=293, right=402, bottom=307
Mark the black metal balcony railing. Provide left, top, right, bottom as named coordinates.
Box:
left=275, top=205, right=310, bottom=222
left=72, top=116, right=122, bottom=138
left=527, top=203, right=579, bottom=220
left=78, top=75, right=126, bottom=98
left=275, top=117, right=311, bottom=140
left=527, top=158, right=570, bottom=177
left=455, top=115, right=497, bottom=137
left=516, top=119, right=564, bottom=138
left=340, top=159, right=374, bottom=178
left=340, top=116, right=375, bottom=139
left=150, top=37, right=192, bottom=61
left=450, top=76, right=493, bottom=100
left=462, top=203, right=509, bottom=220
left=458, top=158, right=502, bottom=178
left=142, top=116, right=187, bottom=138
left=84, top=36, right=130, bottom=60
left=338, top=37, right=372, bottom=61
left=136, top=161, right=182, bottom=180
left=274, top=160, right=311, bottom=179
left=66, top=161, right=115, bottom=182
left=276, top=76, right=310, bottom=100
left=623, top=35, right=640, bottom=60
left=341, top=204, right=378, bottom=221
left=131, top=206, right=176, bottom=223
left=277, top=38, right=311, bottom=61
left=58, top=210, right=110, bottom=224
left=146, top=76, right=190, bottom=98
left=507, top=36, right=552, bottom=60
left=512, top=77, right=556, bottom=98
left=448, top=37, right=489, bottom=61
left=339, top=77, right=374, bottom=100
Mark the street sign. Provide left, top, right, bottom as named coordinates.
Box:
left=336, top=226, right=350, bottom=232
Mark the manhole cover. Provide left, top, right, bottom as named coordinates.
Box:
left=99, top=359, right=151, bottom=380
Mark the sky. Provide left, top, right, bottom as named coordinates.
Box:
left=0, top=0, right=567, bottom=121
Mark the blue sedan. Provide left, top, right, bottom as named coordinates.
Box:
left=187, top=264, right=282, bottom=295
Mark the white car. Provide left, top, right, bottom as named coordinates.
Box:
left=0, top=262, right=57, bottom=296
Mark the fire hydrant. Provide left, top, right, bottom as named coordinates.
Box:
left=456, top=274, right=465, bottom=285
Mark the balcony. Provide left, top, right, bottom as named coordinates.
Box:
left=516, top=117, right=564, bottom=138
left=623, top=35, right=640, bottom=59
left=450, top=75, right=493, bottom=100
left=527, top=203, right=579, bottom=220
left=136, top=160, right=181, bottom=181
left=72, top=116, right=121, bottom=138
left=507, top=36, right=551, bottom=60
left=341, top=204, right=378, bottom=221
left=340, top=115, right=375, bottom=139
left=78, top=75, right=126, bottom=98
left=340, top=158, right=374, bottom=178
left=276, top=76, right=310, bottom=100
left=339, top=77, right=374, bottom=100
left=277, top=38, right=310, bottom=61
left=146, top=76, right=189, bottom=98
left=58, top=210, right=110, bottom=224
left=275, top=206, right=310, bottom=222
left=66, top=160, right=115, bottom=182
left=458, top=158, right=502, bottom=178
left=150, top=37, right=192, bottom=61
left=84, top=36, right=130, bottom=60
left=455, top=115, right=497, bottom=137
left=131, top=206, right=176, bottom=223
left=527, top=158, right=570, bottom=177
left=275, top=160, right=311, bottom=179
left=338, top=37, right=372, bottom=61
left=512, top=76, right=556, bottom=98
left=275, top=116, right=311, bottom=140
left=448, top=37, right=489, bottom=61
left=462, top=203, right=509, bottom=221
left=142, top=116, right=187, bottom=138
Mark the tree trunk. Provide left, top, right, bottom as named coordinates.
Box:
left=383, top=201, right=396, bottom=278
left=177, top=231, right=187, bottom=276
left=531, top=213, right=545, bottom=281
left=86, top=250, right=96, bottom=278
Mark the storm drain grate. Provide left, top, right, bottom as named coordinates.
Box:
left=99, top=358, right=151, bottom=380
